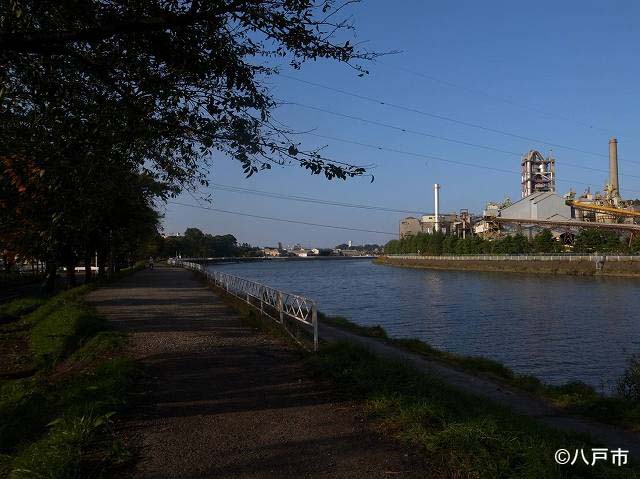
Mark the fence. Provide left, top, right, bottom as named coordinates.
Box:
left=169, top=259, right=318, bottom=351
left=386, top=254, right=640, bottom=262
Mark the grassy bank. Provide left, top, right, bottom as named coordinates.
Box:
left=309, top=343, right=637, bottom=478
left=321, top=314, right=640, bottom=432
left=0, top=265, right=143, bottom=478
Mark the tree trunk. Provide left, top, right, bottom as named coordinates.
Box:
left=66, top=258, right=76, bottom=287
left=97, top=250, right=106, bottom=278
left=84, top=255, right=92, bottom=283
left=44, top=260, right=57, bottom=292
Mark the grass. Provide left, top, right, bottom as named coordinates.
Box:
left=0, top=298, right=47, bottom=324
left=320, top=314, right=640, bottom=432
left=0, top=265, right=144, bottom=478
left=309, top=343, right=638, bottom=478
left=320, top=313, right=389, bottom=339
left=30, top=302, right=105, bottom=368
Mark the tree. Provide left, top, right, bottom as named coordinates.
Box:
left=1, top=1, right=379, bottom=188
left=532, top=229, right=558, bottom=253
left=574, top=229, right=623, bottom=253
left=2, top=1, right=382, bottom=288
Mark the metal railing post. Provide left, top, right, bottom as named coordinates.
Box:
left=277, top=292, right=284, bottom=323
left=312, top=302, right=318, bottom=352
left=260, top=286, right=264, bottom=315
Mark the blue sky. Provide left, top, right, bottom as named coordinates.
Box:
left=163, top=0, right=640, bottom=248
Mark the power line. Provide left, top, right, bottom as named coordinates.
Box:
left=304, top=131, right=640, bottom=197
left=167, top=201, right=399, bottom=236
left=285, top=102, right=640, bottom=181
left=376, top=60, right=613, bottom=134
left=209, top=183, right=425, bottom=215
left=279, top=73, right=629, bottom=162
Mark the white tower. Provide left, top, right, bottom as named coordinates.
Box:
left=434, top=183, right=441, bottom=233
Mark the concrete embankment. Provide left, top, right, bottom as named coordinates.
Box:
left=376, top=254, right=640, bottom=277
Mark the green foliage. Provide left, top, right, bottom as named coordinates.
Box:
left=0, top=297, right=46, bottom=323
left=617, top=355, right=640, bottom=401
left=309, top=343, right=635, bottom=478
left=0, top=379, right=51, bottom=451
left=160, top=228, right=256, bottom=258
left=30, top=303, right=104, bottom=367
left=320, top=314, right=388, bottom=339
left=574, top=229, right=625, bottom=253
left=7, top=358, right=136, bottom=478
left=0, top=274, right=143, bottom=477
left=630, top=236, right=640, bottom=254
left=11, top=414, right=108, bottom=479
left=533, top=229, right=561, bottom=253
left=23, top=285, right=93, bottom=327
left=386, top=229, right=635, bottom=256
left=1, top=2, right=377, bottom=289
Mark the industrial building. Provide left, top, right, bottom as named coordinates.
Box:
left=398, top=184, right=473, bottom=239
left=399, top=138, right=640, bottom=243
left=474, top=138, right=640, bottom=241
left=521, top=150, right=555, bottom=198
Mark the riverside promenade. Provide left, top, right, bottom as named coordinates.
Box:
left=87, top=265, right=640, bottom=477
left=86, top=266, right=421, bottom=479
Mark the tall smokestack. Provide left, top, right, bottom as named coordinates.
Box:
left=609, top=138, right=619, bottom=197
left=434, top=183, right=441, bottom=233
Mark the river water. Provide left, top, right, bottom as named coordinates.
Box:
left=206, top=259, right=640, bottom=389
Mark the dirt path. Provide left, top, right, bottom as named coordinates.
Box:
left=87, top=266, right=422, bottom=479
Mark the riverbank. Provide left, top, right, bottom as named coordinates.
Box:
left=180, top=266, right=640, bottom=475
left=320, top=315, right=640, bottom=434
left=376, top=254, right=640, bottom=277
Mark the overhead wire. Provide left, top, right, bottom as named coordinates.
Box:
left=375, top=60, right=613, bottom=134
left=167, top=201, right=399, bottom=236
left=209, top=183, right=425, bottom=215
left=284, top=102, right=640, bottom=180
left=303, top=131, right=640, bottom=197
left=279, top=73, right=640, bottom=164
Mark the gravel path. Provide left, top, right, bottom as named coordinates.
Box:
left=87, top=266, right=422, bottom=479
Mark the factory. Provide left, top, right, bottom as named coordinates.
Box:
left=398, top=183, right=473, bottom=239
left=398, top=138, right=640, bottom=243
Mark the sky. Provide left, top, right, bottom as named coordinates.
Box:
left=162, top=0, right=640, bottom=248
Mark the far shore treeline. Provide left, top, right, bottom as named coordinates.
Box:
left=384, top=229, right=640, bottom=255
left=160, top=228, right=260, bottom=259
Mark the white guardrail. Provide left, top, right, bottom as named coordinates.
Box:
left=169, top=259, right=318, bottom=351
left=386, top=254, right=640, bottom=261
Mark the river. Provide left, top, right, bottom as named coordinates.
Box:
left=206, top=259, right=640, bottom=389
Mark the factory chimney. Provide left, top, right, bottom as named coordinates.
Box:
left=434, top=183, right=441, bottom=233
left=609, top=138, right=619, bottom=198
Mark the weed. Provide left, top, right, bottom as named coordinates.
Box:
left=309, top=343, right=636, bottom=478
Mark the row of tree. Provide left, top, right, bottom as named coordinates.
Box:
left=159, top=228, right=260, bottom=258
left=384, top=230, right=640, bottom=256
left=1, top=1, right=374, bottom=289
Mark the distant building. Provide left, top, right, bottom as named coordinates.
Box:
left=399, top=217, right=422, bottom=238
left=474, top=191, right=573, bottom=238
left=499, top=191, right=572, bottom=222
left=399, top=213, right=458, bottom=238
left=262, top=247, right=281, bottom=257
left=420, top=214, right=457, bottom=235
